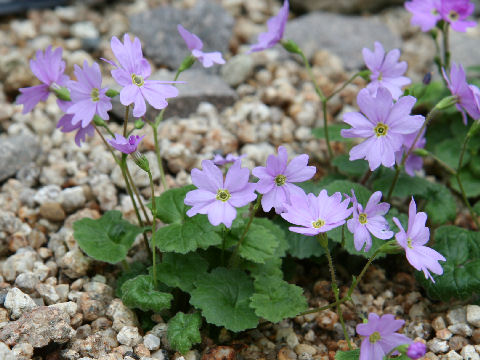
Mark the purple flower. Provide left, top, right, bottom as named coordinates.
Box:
left=341, top=88, right=424, bottom=171
left=281, top=189, right=352, bottom=236
left=108, top=134, right=145, bottom=154
left=213, top=153, right=246, bottom=166
left=443, top=63, right=480, bottom=124
left=184, top=160, right=257, bottom=228
left=177, top=25, right=226, bottom=68
left=65, top=61, right=112, bottom=128
left=357, top=313, right=412, bottom=360
left=252, top=146, right=316, bottom=214
left=108, top=34, right=181, bottom=118
left=249, top=0, right=289, bottom=53
left=56, top=100, right=94, bottom=147
left=393, top=197, right=446, bottom=282
left=17, top=46, right=69, bottom=113
left=440, top=0, right=476, bottom=32
left=347, top=191, right=393, bottom=253
left=407, top=342, right=427, bottom=359
left=395, top=130, right=426, bottom=176
left=405, top=0, right=442, bottom=31
left=362, top=42, right=411, bottom=100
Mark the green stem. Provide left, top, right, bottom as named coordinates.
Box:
left=322, top=99, right=334, bottom=160
left=318, top=233, right=352, bottom=350
left=123, top=105, right=129, bottom=137
left=326, top=72, right=362, bottom=101
left=443, top=22, right=450, bottom=70
left=123, top=156, right=151, bottom=224
left=221, top=225, right=226, bottom=266
left=148, top=170, right=158, bottom=287
left=121, top=259, right=130, bottom=272
left=347, top=248, right=381, bottom=298
left=297, top=297, right=349, bottom=316
left=150, top=122, right=169, bottom=191
left=429, top=151, right=456, bottom=175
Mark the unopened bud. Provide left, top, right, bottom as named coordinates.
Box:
left=106, top=89, right=120, bottom=98
left=131, top=151, right=150, bottom=172
left=413, top=148, right=429, bottom=157
left=134, top=119, right=145, bottom=129
left=468, top=120, right=480, bottom=138
left=378, top=239, right=402, bottom=254
left=435, top=95, right=458, bottom=110
left=281, top=40, right=302, bottom=55
left=178, top=55, right=196, bottom=73
left=358, top=69, right=372, bottom=81
left=52, top=86, right=71, bottom=101
left=423, top=72, right=432, bottom=85
left=93, top=115, right=106, bottom=127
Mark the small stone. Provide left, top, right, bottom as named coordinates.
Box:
left=315, top=310, right=338, bottom=330
left=409, top=302, right=429, bottom=319
left=201, top=346, right=235, bottom=360
left=221, top=54, right=254, bottom=87
left=78, top=292, right=106, bottom=321
left=278, top=347, right=297, bottom=360
left=107, top=299, right=139, bottom=331
left=445, top=350, right=463, bottom=360
left=472, top=329, right=480, bottom=344
left=12, top=343, right=34, bottom=360
left=117, top=326, right=142, bottom=347
left=461, top=345, right=480, bottom=360
left=144, top=334, right=161, bottom=351
left=36, top=283, right=60, bottom=305
left=424, top=352, right=439, bottom=360
left=39, top=202, right=66, bottom=222
left=0, top=342, right=14, bottom=360
left=0, top=134, right=41, bottom=182
left=134, top=343, right=150, bottom=357
left=432, top=316, right=447, bottom=331
left=58, top=249, right=91, bottom=278
left=448, top=335, right=469, bottom=352
left=4, top=287, right=38, bottom=319
left=466, top=305, right=480, bottom=328
left=61, top=187, right=86, bottom=213
left=427, top=338, right=449, bottom=354
left=294, top=344, right=316, bottom=355
left=436, top=328, right=453, bottom=341
left=71, top=21, right=99, bottom=40
left=14, top=272, right=39, bottom=293
left=447, top=308, right=467, bottom=325
left=286, top=332, right=299, bottom=349
left=49, top=301, right=78, bottom=317
left=448, top=323, right=473, bottom=337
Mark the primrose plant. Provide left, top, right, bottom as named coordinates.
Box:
left=15, top=0, right=480, bottom=358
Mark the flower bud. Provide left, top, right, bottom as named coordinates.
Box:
left=468, top=120, right=480, bottom=138
left=134, top=119, right=145, bottom=129
left=52, top=86, right=71, bottom=101
left=93, top=115, right=106, bottom=127
left=281, top=40, right=302, bottom=55
left=435, top=95, right=458, bottom=110
left=423, top=72, right=432, bottom=85
left=106, top=89, right=120, bottom=98
left=131, top=151, right=150, bottom=172
left=413, top=148, right=429, bottom=157
left=178, top=55, right=196, bottom=73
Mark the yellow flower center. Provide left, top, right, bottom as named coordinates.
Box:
left=132, top=74, right=144, bottom=87
left=431, top=9, right=439, bottom=16
left=359, top=213, right=368, bottom=224
left=369, top=331, right=381, bottom=343
left=216, top=189, right=231, bottom=202
left=275, top=174, right=287, bottom=186
left=374, top=123, right=388, bottom=137
left=91, top=88, right=100, bottom=102
left=407, top=237, right=413, bottom=249
left=448, top=10, right=459, bottom=21
left=377, top=72, right=383, bottom=81
left=312, top=219, right=325, bottom=229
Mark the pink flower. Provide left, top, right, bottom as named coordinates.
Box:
left=407, top=342, right=427, bottom=359
left=212, top=153, right=246, bottom=166
left=341, top=88, right=424, bottom=171
left=56, top=100, right=94, bottom=147
left=281, top=189, right=352, bottom=236
left=357, top=313, right=412, bottom=360
left=347, top=191, right=393, bottom=253
left=108, top=134, right=145, bottom=154
left=177, top=25, right=225, bottom=68
left=405, top=0, right=442, bottom=31
left=440, top=0, right=476, bottom=32
left=249, top=0, right=289, bottom=53
left=393, top=198, right=446, bottom=282
left=184, top=160, right=257, bottom=228
left=362, top=42, right=411, bottom=100
left=252, top=146, right=316, bottom=214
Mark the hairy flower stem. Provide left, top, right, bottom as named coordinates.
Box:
left=318, top=233, right=352, bottom=350
left=123, top=161, right=151, bottom=224
left=123, top=105, right=130, bottom=137
left=150, top=122, right=169, bottom=191
left=148, top=170, right=158, bottom=287
left=443, top=22, right=451, bottom=70
left=347, top=248, right=381, bottom=298
left=229, top=195, right=263, bottom=267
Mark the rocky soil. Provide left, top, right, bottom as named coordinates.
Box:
left=0, top=0, right=480, bottom=359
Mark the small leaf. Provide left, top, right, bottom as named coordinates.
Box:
left=335, top=350, right=360, bottom=360
left=190, top=268, right=259, bottom=332
left=167, top=312, right=202, bottom=354
left=150, top=185, right=195, bottom=224
left=150, top=253, right=209, bottom=292
left=373, top=169, right=430, bottom=198
left=73, top=211, right=143, bottom=264
left=274, top=219, right=325, bottom=259
left=332, top=155, right=369, bottom=178
left=243, top=257, right=284, bottom=279
left=450, top=169, right=480, bottom=198
left=250, top=275, right=307, bottom=323
left=324, top=180, right=371, bottom=204
left=434, top=138, right=470, bottom=170
left=115, top=262, right=147, bottom=298
left=312, top=124, right=350, bottom=142
left=121, top=275, right=173, bottom=312
left=423, top=182, right=456, bottom=224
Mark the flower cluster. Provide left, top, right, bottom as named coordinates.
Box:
left=405, top=0, right=476, bottom=32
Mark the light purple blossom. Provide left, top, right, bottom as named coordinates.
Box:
left=108, top=134, right=145, bottom=154
left=184, top=160, right=257, bottom=228
left=108, top=34, right=181, bottom=118
left=405, top=0, right=442, bottom=31
left=357, top=313, right=412, bottom=360
left=66, top=61, right=112, bottom=128
left=177, top=25, right=226, bottom=68
left=362, top=42, right=411, bottom=100
left=341, top=88, right=425, bottom=171
left=395, top=130, right=426, bottom=176
left=252, top=146, right=316, bottom=214
left=56, top=100, right=94, bottom=147
left=440, top=0, right=476, bottom=32
left=213, top=153, right=246, bottom=166
left=17, top=46, right=69, bottom=113
left=443, top=62, right=480, bottom=124
left=281, top=189, right=352, bottom=236
left=346, top=191, right=393, bottom=253
left=393, top=197, right=446, bottom=282
left=249, top=0, right=289, bottom=53
left=407, top=342, right=427, bottom=359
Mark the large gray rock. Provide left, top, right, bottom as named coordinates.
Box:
left=111, top=69, right=237, bottom=120
left=0, top=134, right=41, bottom=182
left=290, top=0, right=404, bottom=14
left=451, top=30, right=480, bottom=70
left=284, top=12, right=401, bottom=69
left=129, top=0, right=234, bottom=69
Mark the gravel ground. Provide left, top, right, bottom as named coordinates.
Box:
left=0, top=0, right=480, bottom=359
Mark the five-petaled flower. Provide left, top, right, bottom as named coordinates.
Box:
left=184, top=160, right=257, bottom=228
left=177, top=25, right=226, bottom=68
left=393, top=197, right=446, bottom=282
left=440, top=0, right=476, bottom=32
left=213, top=153, right=246, bottom=166
left=341, top=88, right=425, bottom=171
left=249, top=0, right=289, bottom=53
left=405, top=0, right=442, bottom=31
left=357, top=313, right=412, bottom=360
left=252, top=146, right=316, bottom=214
left=407, top=342, right=427, bottom=359
left=56, top=100, right=94, bottom=147
left=108, top=134, right=145, bottom=154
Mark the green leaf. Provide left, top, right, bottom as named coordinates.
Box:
left=434, top=138, right=470, bottom=169
left=312, top=123, right=350, bottom=142
left=332, top=155, right=369, bottom=178
left=450, top=169, right=480, bottom=197
left=73, top=210, right=143, bottom=264
left=115, top=262, right=147, bottom=298
left=417, top=226, right=480, bottom=301
left=423, top=182, right=456, bottom=224
left=243, top=257, right=284, bottom=279
left=190, top=268, right=259, bottom=332
left=150, top=185, right=195, bottom=224
left=167, top=312, right=202, bottom=354
left=121, top=275, right=173, bottom=312
left=250, top=275, right=307, bottom=322
left=274, top=219, right=325, bottom=259
left=150, top=253, right=209, bottom=292
left=324, top=180, right=371, bottom=204
left=251, top=218, right=289, bottom=257
left=335, top=350, right=360, bottom=360
left=373, top=169, right=430, bottom=198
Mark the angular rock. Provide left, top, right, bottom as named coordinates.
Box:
left=284, top=12, right=401, bottom=69
left=466, top=305, right=480, bottom=328
left=4, top=287, right=38, bottom=319
left=129, top=0, right=233, bottom=69
left=221, top=54, right=254, bottom=87
left=117, top=326, right=142, bottom=347
left=0, top=134, right=41, bottom=182
left=0, top=306, right=75, bottom=347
